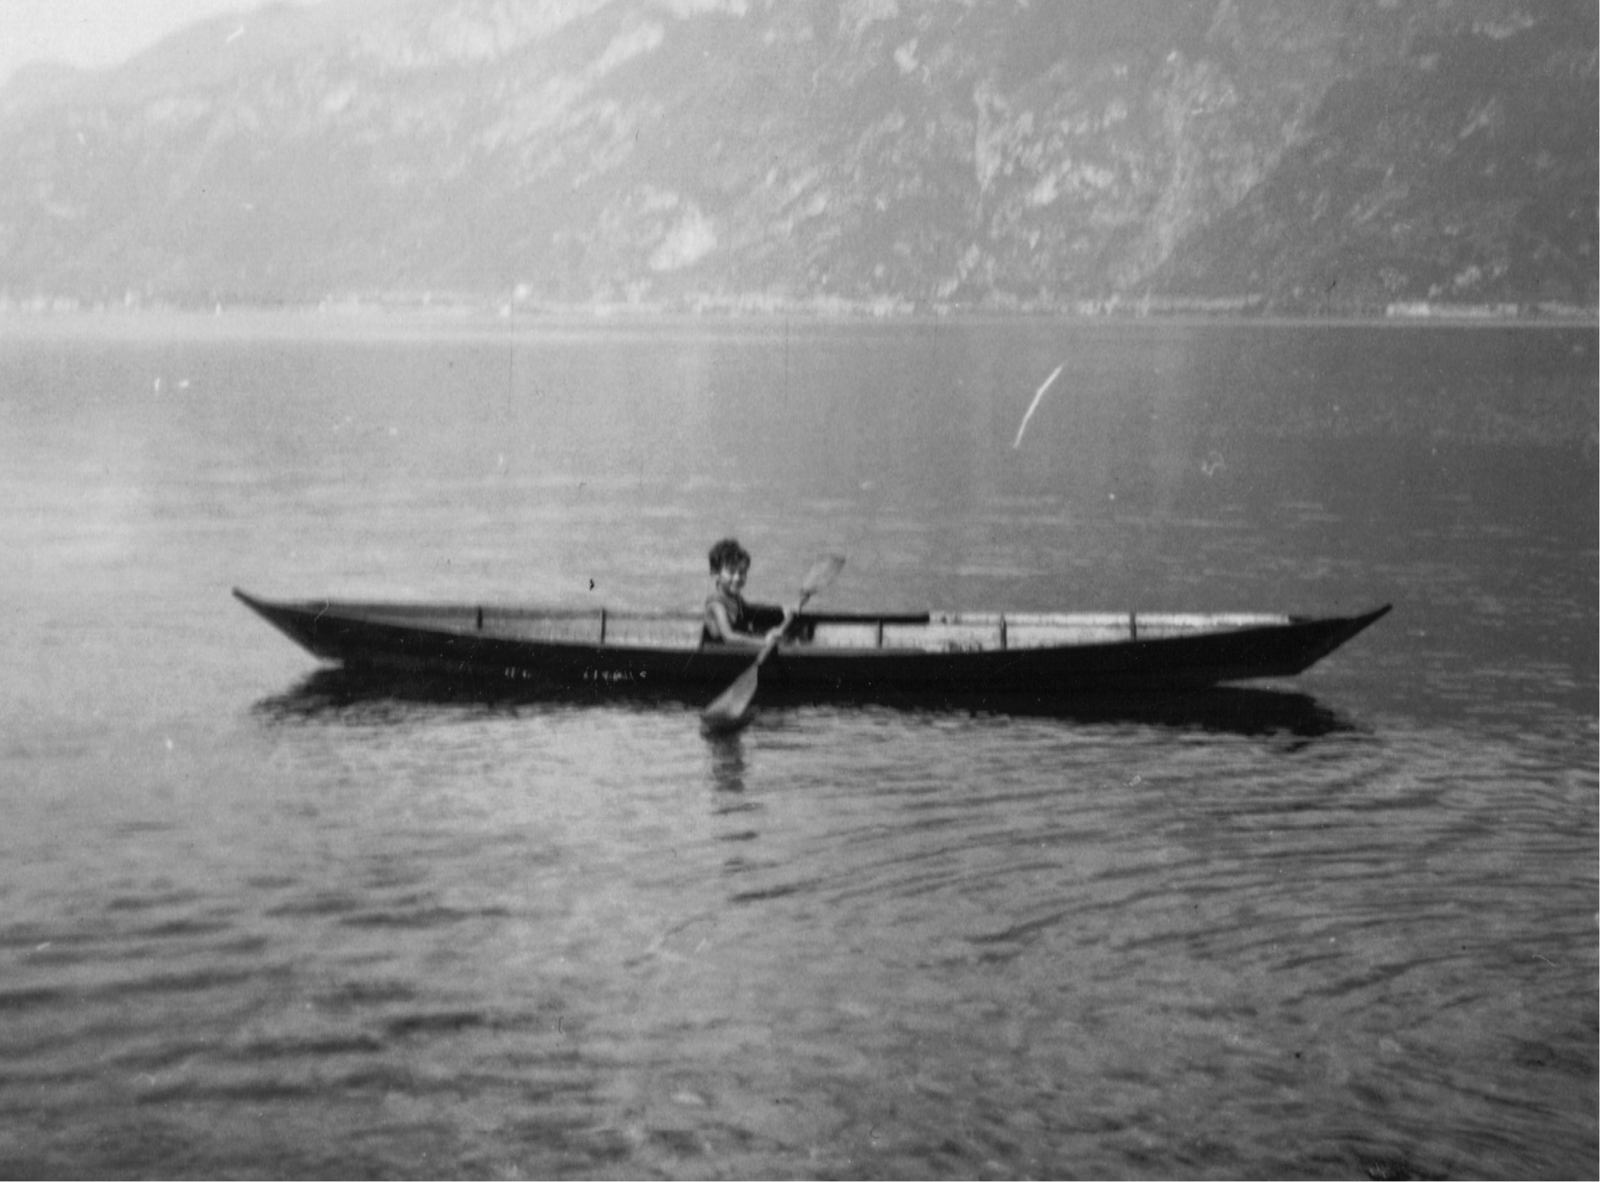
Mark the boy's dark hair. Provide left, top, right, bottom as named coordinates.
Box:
left=708, top=538, right=751, bottom=573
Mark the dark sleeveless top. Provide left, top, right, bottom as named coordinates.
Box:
left=704, top=589, right=787, bottom=643
left=704, top=587, right=750, bottom=641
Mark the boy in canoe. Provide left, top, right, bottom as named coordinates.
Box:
left=703, top=538, right=793, bottom=646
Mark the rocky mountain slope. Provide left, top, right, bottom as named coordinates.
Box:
left=1, top=0, right=1593, bottom=314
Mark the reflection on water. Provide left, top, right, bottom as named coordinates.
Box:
left=252, top=665, right=1361, bottom=742
left=706, top=730, right=748, bottom=794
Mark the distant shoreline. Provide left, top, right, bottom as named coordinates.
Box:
left=1, top=301, right=1595, bottom=339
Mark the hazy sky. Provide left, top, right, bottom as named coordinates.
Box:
left=0, top=0, right=327, bottom=82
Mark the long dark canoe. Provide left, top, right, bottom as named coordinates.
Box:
left=234, top=589, right=1390, bottom=698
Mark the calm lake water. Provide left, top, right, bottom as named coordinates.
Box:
left=1, top=314, right=1595, bottom=1179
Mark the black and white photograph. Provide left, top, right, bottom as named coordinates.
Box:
left=1, top=1, right=1595, bottom=1177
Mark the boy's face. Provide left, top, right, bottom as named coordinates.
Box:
left=716, top=561, right=749, bottom=593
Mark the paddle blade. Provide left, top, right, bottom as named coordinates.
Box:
left=701, top=661, right=761, bottom=728
left=802, top=554, right=846, bottom=597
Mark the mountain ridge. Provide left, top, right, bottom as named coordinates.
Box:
left=1, top=0, right=1594, bottom=316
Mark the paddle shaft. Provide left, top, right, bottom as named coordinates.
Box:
left=751, top=583, right=820, bottom=666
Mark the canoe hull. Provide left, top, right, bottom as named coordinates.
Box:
left=233, top=590, right=1390, bottom=697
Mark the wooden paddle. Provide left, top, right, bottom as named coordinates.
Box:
left=701, top=554, right=844, bottom=729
